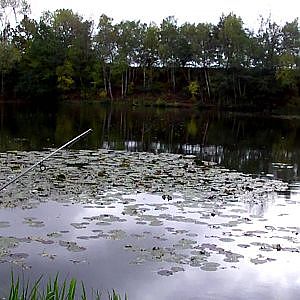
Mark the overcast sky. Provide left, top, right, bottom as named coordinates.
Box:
left=30, top=0, right=299, bottom=30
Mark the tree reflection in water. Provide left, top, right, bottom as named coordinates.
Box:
left=1, top=102, right=300, bottom=181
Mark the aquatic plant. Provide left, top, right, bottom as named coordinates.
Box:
left=7, top=273, right=126, bottom=300
left=108, top=290, right=128, bottom=300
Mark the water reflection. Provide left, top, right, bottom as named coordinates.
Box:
left=0, top=140, right=299, bottom=299
left=1, top=102, right=300, bottom=183
left=0, top=190, right=299, bottom=300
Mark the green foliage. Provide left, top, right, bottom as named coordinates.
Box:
left=276, top=54, right=298, bottom=89
left=188, top=81, right=200, bottom=99
left=7, top=273, right=126, bottom=300
left=215, top=13, right=250, bottom=68
left=0, top=9, right=299, bottom=107
left=98, top=89, right=108, bottom=98
left=0, top=41, right=20, bottom=71
left=140, top=23, right=159, bottom=67
left=0, top=40, right=20, bottom=94
left=256, top=16, right=282, bottom=69
left=56, top=60, right=75, bottom=91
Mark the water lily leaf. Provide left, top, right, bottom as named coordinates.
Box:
left=157, top=269, right=173, bottom=276
left=200, top=262, right=220, bottom=271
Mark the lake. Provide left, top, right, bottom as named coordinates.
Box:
left=0, top=102, right=300, bottom=299
left=1, top=102, right=300, bottom=181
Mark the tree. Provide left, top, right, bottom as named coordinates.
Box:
left=159, top=16, right=179, bottom=93
left=56, top=59, right=75, bottom=92
left=51, top=9, right=94, bottom=97
left=12, top=15, right=37, bottom=54
left=255, top=16, right=282, bottom=69
left=189, top=22, right=215, bottom=101
left=94, top=14, right=117, bottom=100
left=188, top=81, right=200, bottom=100
left=14, top=15, right=65, bottom=99
left=276, top=19, right=300, bottom=91
left=0, top=0, right=30, bottom=30
left=176, top=23, right=193, bottom=68
left=0, top=9, right=298, bottom=105
left=215, top=13, right=249, bottom=69
left=139, top=22, right=159, bottom=89
left=194, top=22, right=215, bottom=68
left=115, top=20, right=143, bottom=97
left=0, top=0, right=30, bottom=96
left=0, top=39, right=19, bottom=94
left=281, top=18, right=300, bottom=63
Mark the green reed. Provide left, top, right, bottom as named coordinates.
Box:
left=7, top=273, right=127, bottom=300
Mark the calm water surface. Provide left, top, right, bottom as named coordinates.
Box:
left=1, top=102, right=300, bottom=181
left=0, top=192, right=299, bottom=300
left=0, top=102, right=300, bottom=299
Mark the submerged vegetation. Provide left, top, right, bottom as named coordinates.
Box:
left=0, top=1, right=299, bottom=109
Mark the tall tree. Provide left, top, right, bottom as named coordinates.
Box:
left=15, top=17, right=63, bottom=98
left=12, top=15, right=37, bottom=53
left=256, top=16, right=282, bottom=69
left=0, top=0, right=30, bottom=95
left=51, top=9, right=94, bottom=97
left=280, top=18, right=300, bottom=67
left=189, top=22, right=215, bottom=101
left=115, top=20, right=143, bottom=97
left=276, top=18, right=300, bottom=90
left=176, top=23, right=193, bottom=68
left=0, top=0, right=30, bottom=30
left=159, top=16, right=179, bottom=93
left=139, top=22, right=159, bottom=89
left=215, top=13, right=249, bottom=69
left=94, top=14, right=117, bottom=100
left=0, top=39, right=19, bottom=95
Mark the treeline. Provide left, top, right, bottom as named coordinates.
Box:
left=0, top=1, right=299, bottom=108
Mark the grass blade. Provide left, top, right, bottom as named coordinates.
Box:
left=67, top=279, right=77, bottom=300
left=81, top=281, right=87, bottom=300
left=5, top=273, right=127, bottom=300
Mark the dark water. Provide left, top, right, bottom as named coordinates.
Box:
left=1, top=101, right=300, bottom=181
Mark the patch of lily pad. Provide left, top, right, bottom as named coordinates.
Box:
left=0, top=150, right=288, bottom=208
left=59, top=240, right=87, bottom=252
left=0, top=149, right=295, bottom=278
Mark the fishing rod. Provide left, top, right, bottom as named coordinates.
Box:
left=0, top=128, right=93, bottom=192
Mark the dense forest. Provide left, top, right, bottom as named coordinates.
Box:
left=0, top=0, right=299, bottom=110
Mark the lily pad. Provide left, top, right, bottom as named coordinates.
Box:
left=157, top=270, right=173, bottom=276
